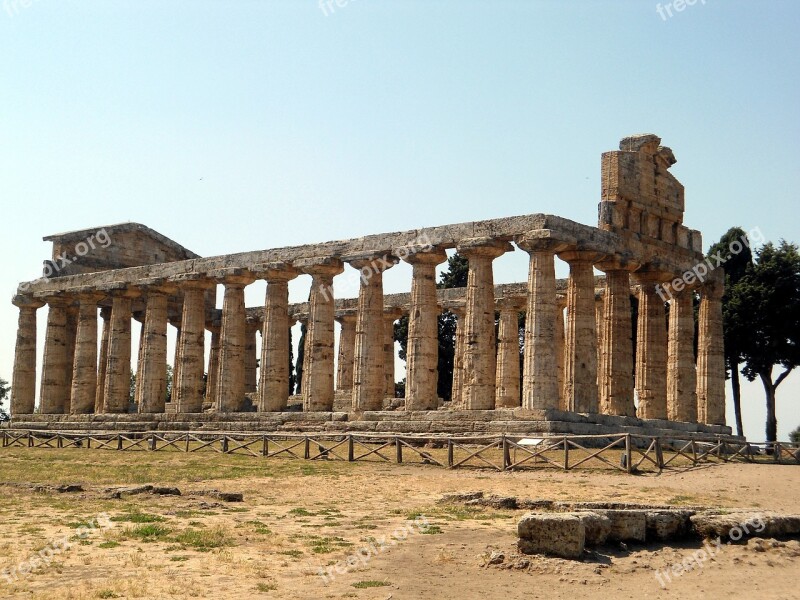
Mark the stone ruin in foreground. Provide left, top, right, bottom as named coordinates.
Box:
left=9, top=134, right=735, bottom=439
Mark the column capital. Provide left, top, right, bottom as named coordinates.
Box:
left=208, top=268, right=256, bottom=286
left=251, top=262, right=300, bottom=282
left=631, top=270, right=673, bottom=286
left=103, top=286, right=142, bottom=299
left=402, top=247, right=447, bottom=266
left=344, top=251, right=399, bottom=273
left=335, top=311, right=358, bottom=324
left=456, top=237, right=513, bottom=258
left=11, top=294, right=45, bottom=310
left=557, top=249, right=606, bottom=264
left=595, top=254, right=640, bottom=273
left=40, top=293, right=75, bottom=307
left=73, top=291, right=106, bottom=304
left=383, top=306, right=405, bottom=321
left=140, top=282, right=179, bottom=297
left=295, top=257, right=344, bottom=277
left=172, top=275, right=216, bottom=291
left=495, top=296, right=525, bottom=312
left=515, top=230, right=573, bottom=254
left=700, top=280, right=725, bottom=300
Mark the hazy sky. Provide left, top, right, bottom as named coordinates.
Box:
left=1, top=1, right=798, bottom=440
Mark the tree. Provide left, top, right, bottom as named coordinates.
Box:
left=396, top=252, right=469, bottom=400
left=733, top=241, right=800, bottom=443
left=708, top=227, right=755, bottom=437
left=165, top=364, right=173, bottom=403
left=0, top=377, right=10, bottom=421
left=790, top=425, right=800, bottom=445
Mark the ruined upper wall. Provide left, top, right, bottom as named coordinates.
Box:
left=42, top=223, right=200, bottom=277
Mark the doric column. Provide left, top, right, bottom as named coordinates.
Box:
left=65, top=305, right=78, bottom=398
left=173, top=278, right=212, bottom=413
left=136, top=285, right=175, bottom=413
left=69, top=292, right=104, bottom=414
left=633, top=273, right=668, bottom=420
left=595, top=293, right=604, bottom=387
left=205, top=324, right=221, bottom=404
left=133, top=315, right=146, bottom=410
left=213, top=272, right=254, bottom=412
left=384, top=307, right=404, bottom=399
left=298, top=258, right=344, bottom=411
left=245, top=318, right=260, bottom=394
left=457, top=239, right=512, bottom=410
left=10, top=295, right=45, bottom=415
left=346, top=253, right=397, bottom=412
left=403, top=248, right=447, bottom=410
left=667, top=289, right=697, bottom=422
left=95, top=307, right=111, bottom=413
left=558, top=250, right=604, bottom=413
left=335, top=312, right=357, bottom=393
left=103, top=289, right=140, bottom=413
left=596, top=259, right=637, bottom=417
left=256, top=264, right=299, bottom=411
left=696, top=280, right=726, bottom=425
left=516, top=237, right=566, bottom=411
left=495, top=297, right=523, bottom=408
left=169, top=317, right=182, bottom=404
left=555, top=295, right=566, bottom=410
left=450, top=305, right=466, bottom=407
left=39, top=295, right=71, bottom=414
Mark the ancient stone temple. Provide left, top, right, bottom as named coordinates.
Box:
left=9, top=135, right=731, bottom=438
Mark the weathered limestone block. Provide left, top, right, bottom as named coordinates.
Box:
left=572, top=511, right=612, bottom=546
left=404, top=248, right=447, bottom=410
left=596, top=509, right=647, bottom=542
left=10, top=295, right=44, bottom=415
left=646, top=510, right=693, bottom=541
left=633, top=273, right=668, bottom=420
left=517, top=513, right=585, bottom=559
left=667, top=290, right=697, bottom=422
left=696, top=280, right=726, bottom=425
left=458, top=239, right=512, bottom=410
left=69, top=293, right=104, bottom=414
left=690, top=511, right=800, bottom=540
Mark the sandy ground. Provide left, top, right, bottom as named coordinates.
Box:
left=0, top=449, right=798, bottom=600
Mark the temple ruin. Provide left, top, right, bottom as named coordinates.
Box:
left=9, top=135, right=733, bottom=439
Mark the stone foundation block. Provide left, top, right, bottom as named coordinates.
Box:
left=517, top=513, right=585, bottom=559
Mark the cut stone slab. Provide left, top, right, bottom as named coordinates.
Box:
left=596, top=509, right=646, bottom=542
left=573, top=512, right=612, bottom=546
left=691, top=511, right=800, bottom=540
left=646, top=509, right=694, bottom=541
left=438, top=491, right=484, bottom=504
left=517, top=513, right=585, bottom=559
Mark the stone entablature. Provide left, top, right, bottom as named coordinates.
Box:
left=9, top=135, right=727, bottom=432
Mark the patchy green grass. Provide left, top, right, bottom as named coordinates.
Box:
left=172, top=527, right=231, bottom=551
left=122, top=524, right=172, bottom=542
left=352, top=580, right=391, bottom=589
left=421, top=525, right=444, bottom=535
left=98, top=541, right=120, bottom=549
left=256, top=583, right=278, bottom=592
left=110, top=511, right=165, bottom=524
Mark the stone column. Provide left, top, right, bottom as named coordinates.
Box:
left=335, top=313, right=357, bottom=393
left=245, top=319, right=260, bottom=394
left=696, top=281, right=726, bottom=425
left=596, top=260, right=637, bottom=417
left=595, top=293, right=604, bottom=387
left=39, top=295, right=71, bottom=414
left=457, top=239, right=511, bottom=410
left=173, top=279, right=212, bottom=413
left=495, top=298, right=522, bottom=408
left=298, top=259, right=344, bottom=411
left=69, top=293, right=104, bottom=414
left=170, top=318, right=182, bottom=404
left=450, top=306, right=465, bottom=407
left=213, top=273, right=254, bottom=412
left=10, top=295, right=45, bottom=415
left=633, top=274, right=668, bottom=420
left=65, top=305, right=78, bottom=398
left=347, top=254, right=396, bottom=412
left=555, top=295, right=566, bottom=410
left=403, top=248, right=447, bottom=410
left=137, top=285, right=176, bottom=413
left=517, top=238, right=565, bottom=411
left=257, top=265, right=299, bottom=411
left=103, top=289, right=139, bottom=413
left=95, top=307, right=111, bottom=413
left=558, top=250, right=604, bottom=413
left=205, top=324, right=221, bottom=404
left=667, top=290, right=697, bottom=422
left=383, top=307, right=404, bottom=400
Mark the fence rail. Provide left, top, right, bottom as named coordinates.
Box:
left=2, top=430, right=798, bottom=473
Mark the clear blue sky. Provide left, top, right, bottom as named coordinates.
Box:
left=1, top=1, right=798, bottom=439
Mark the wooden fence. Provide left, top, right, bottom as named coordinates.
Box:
left=2, top=430, right=798, bottom=474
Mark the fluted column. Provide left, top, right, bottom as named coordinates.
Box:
left=348, top=254, right=396, bottom=412
left=457, top=239, right=511, bottom=410
left=495, top=298, right=522, bottom=408
left=299, top=259, right=344, bottom=411
left=633, top=274, right=668, bottom=420
left=403, top=248, right=447, bottom=410
left=667, top=290, right=697, bottom=422
left=213, top=273, right=254, bottom=412
left=173, top=279, right=212, bottom=412
left=136, top=286, right=175, bottom=413
left=697, top=281, right=726, bottom=425
left=517, top=238, right=564, bottom=410
left=384, top=307, right=404, bottom=399
left=65, top=306, right=78, bottom=398
left=69, top=293, right=104, bottom=414
left=245, top=319, right=260, bottom=394
left=103, top=289, right=139, bottom=413
left=39, top=295, right=71, bottom=414
left=10, top=296, right=45, bottom=415
left=558, top=250, right=604, bottom=413
left=205, top=324, right=221, bottom=404
left=257, top=266, right=299, bottom=411
left=170, top=318, right=182, bottom=404
left=555, top=295, right=566, bottom=410
left=335, top=313, right=357, bottom=393
left=450, top=306, right=465, bottom=407
left=95, top=307, right=111, bottom=413
left=595, top=293, right=604, bottom=387
left=597, top=261, right=637, bottom=417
